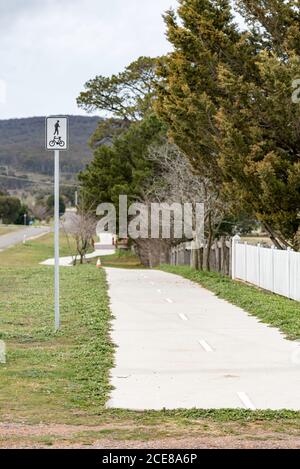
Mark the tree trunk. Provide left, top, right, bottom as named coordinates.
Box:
left=262, top=222, right=287, bottom=250
left=205, top=211, right=213, bottom=271
left=134, top=239, right=170, bottom=267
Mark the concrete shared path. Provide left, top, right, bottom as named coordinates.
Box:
left=40, top=248, right=116, bottom=267
left=106, top=268, right=300, bottom=411
left=0, top=226, right=50, bottom=251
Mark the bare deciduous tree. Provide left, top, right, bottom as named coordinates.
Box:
left=62, top=207, right=97, bottom=265
left=141, top=142, right=227, bottom=269
left=28, top=203, right=48, bottom=221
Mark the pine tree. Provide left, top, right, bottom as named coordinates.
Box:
left=77, top=56, right=158, bottom=121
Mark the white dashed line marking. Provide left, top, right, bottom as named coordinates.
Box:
left=166, top=298, right=173, bottom=304
left=157, top=289, right=162, bottom=294
left=178, top=313, right=188, bottom=321
left=237, top=392, right=256, bottom=410
left=198, top=339, right=213, bottom=352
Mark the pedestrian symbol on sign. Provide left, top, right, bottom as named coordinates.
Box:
left=54, top=120, right=60, bottom=136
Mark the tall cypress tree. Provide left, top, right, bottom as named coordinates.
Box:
left=155, top=0, right=247, bottom=184
left=156, top=0, right=300, bottom=248
left=217, top=1, right=300, bottom=248
left=236, top=0, right=300, bottom=55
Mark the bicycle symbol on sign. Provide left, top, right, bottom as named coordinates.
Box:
left=49, top=136, right=65, bottom=147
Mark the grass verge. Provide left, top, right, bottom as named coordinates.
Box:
left=100, top=249, right=142, bottom=269
left=160, top=265, right=300, bottom=341
left=0, top=265, right=114, bottom=424
left=0, top=232, right=75, bottom=267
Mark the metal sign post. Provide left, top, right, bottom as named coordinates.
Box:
left=54, top=149, right=60, bottom=331
left=46, top=116, right=69, bottom=332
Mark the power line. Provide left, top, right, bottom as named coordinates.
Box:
left=0, top=174, right=80, bottom=187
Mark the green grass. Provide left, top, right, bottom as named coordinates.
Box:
left=0, top=265, right=114, bottom=423
left=99, top=249, right=143, bottom=269
left=160, top=265, right=300, bottom=340
left=0, top=232, right=76, bottom=267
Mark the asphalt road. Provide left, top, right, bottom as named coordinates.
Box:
left=0, top=226, right=50, bottom=250
left=106, top=268, right=300, bottom=410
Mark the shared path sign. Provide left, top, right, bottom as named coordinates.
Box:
left=45, top=116, right=69, bottom=331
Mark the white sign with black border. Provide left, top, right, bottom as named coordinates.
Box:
left=46, top=116, right=68, bottom=150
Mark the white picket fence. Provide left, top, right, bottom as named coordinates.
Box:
left=232, top=237, right=300, bottom=302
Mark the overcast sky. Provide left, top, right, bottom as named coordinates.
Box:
left=0, top=0, right=179, bottom=119
left=0, top=1, right=245, bottom=120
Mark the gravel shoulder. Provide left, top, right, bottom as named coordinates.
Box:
left=0, top=422, right=300, bottom=449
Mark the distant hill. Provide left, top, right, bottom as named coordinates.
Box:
left=0, top=115, right=100, bottom=192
